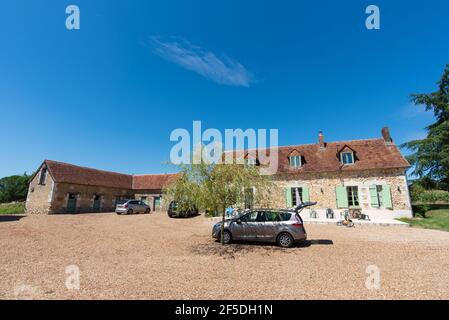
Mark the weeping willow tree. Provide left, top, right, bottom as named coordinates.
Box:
left=164, top=160, right=274, bottom=244
left=163, top=163, right=210, bottom=214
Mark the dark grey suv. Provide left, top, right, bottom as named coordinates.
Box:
left=212, top=202, right=316, bottom=248
left=167, top=201, right=199, bottom=218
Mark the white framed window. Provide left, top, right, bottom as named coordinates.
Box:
left=246, top=158, right=257, bottom=166
left=289, top=155, right=302, bottom=168
left=340, top=152, right=354, bottom=165
left=291, top=187, right=303, bottom=206
left=347, top=186, right=360, bottom=207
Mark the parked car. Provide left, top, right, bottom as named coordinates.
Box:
left=116, top=200, right=151, bottom=215
left=211, top=202, right=317, bottom=248
left=167, top=201, right=199, bottom=218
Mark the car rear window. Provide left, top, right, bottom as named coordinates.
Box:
left=279, top=212, right=292, bottom=221
left=266, top=212, right=281, bottom=222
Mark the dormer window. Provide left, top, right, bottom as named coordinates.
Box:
left=289, top=155, right=302, bottom=168
left=39, top=167, right=48, bottom=185
left=341, top=152, right=354, bottom=165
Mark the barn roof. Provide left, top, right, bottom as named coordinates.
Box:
left=41, top=160, right=178, bottom=190
left=132, top=173, right=180, bottom=190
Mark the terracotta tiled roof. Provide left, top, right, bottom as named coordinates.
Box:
left=41, top=134, right=409, bottom=188
left=44, top=160, right=133, bottom=189
left=225, top=138, right=410, bottom=174
left=43, top=160, right=178, bottom=190
left=132, top=173, right=180, bottom=190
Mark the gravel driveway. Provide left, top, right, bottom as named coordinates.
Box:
left=1, top=212, right=449, bottom=300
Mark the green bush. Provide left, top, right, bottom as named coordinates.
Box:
left=411, top=189, right=449, bottom=204
left=0, top=174, right=31, bottom=203
left=412, top=204, right=431, bottom=218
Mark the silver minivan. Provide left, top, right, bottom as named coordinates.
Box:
left=116, top=200, right=151, bottom=215
left=212, top=202, right=316, bottom=248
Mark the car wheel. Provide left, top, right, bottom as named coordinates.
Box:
left=277, top=232, right=294, bottom=248
left=116, top=212, right=121, bottom=215
left=127, top=209, right=133, bottom=215
left=145, top=208, right=151, bottom=214
left=219, top=230, right=232, bottom=244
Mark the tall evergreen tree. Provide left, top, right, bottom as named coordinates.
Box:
left=402, top=64, right=449, bottom=190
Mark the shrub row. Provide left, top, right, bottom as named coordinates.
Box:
left=0, top=202, right=25, bottom=215
left=411, top=189, right=449, bottom=204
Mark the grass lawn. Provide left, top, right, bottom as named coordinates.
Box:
left=399, top=204, right=449, bottom=232
left=0, top=202, right=25, bottom=215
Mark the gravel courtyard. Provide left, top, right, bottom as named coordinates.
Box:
left=1, top=212, right=449, bottom=300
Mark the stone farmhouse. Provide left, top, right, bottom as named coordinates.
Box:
left=227, top=127, right=412, bottom=219
left=26, top=127, right=412, bottom=219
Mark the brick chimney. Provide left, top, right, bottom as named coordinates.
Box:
left=318, top=131, right=325, bottom=149
left=382, top=127, right=393, bottom=144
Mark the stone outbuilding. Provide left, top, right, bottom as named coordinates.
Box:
left=26, top=160, right=178, bottom=214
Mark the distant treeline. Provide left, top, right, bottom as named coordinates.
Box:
left=0, top=174, right=31, bottom=204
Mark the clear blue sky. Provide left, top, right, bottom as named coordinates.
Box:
left=1, top=0, right=448, bottom=177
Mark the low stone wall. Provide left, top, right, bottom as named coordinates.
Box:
left=299, top=208, right=412, bottom=220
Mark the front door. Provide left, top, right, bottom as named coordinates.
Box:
left=67, top=193, right=77, bottom=213
left=153, top=197, right=161, bottom=211
left=93, top=195, right=101, bottom=212
left=244, top=188, right=254, bottom=209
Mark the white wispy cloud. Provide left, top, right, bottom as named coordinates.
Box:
left=149, top=36, right=254, bottom=87
left=400, top=103, right=434, bottom=119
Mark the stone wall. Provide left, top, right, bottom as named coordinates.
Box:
left=50, top=183, right=133, bottom=214
left=26, top=176, right=167, bottom=214
left=259, top=168, right=412, bottom=219
left=26, top=168, right=55, bottom=214
left=134, top=190, right=164, bottom=211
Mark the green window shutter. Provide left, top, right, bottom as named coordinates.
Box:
left=382, top=185, right=393, bottom=209
left=302, top=187, right=310, bottom=202
left=369, top=185, right=380, bottom=208
left=285, top=188, right=292, bottom=207
left=336, top=186, right=349, bottom=208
